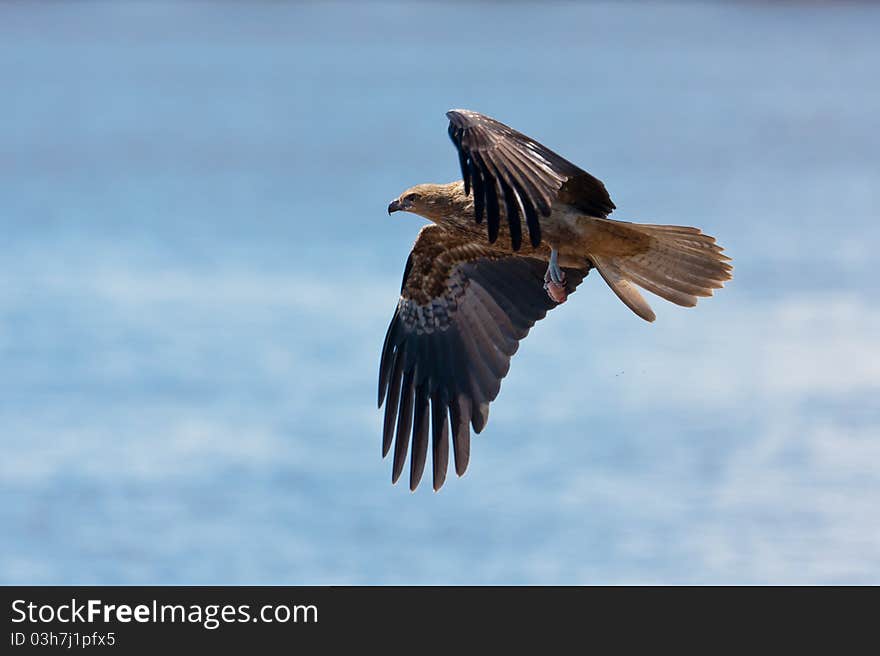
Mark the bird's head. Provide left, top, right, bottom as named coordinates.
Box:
left=387, top=182, right=462, bottom=222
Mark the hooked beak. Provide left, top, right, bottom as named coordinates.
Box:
left=387, top=199, right=401, bottom=215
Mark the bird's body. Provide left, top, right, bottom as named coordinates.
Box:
left=380, top=109, right=732, bottom=491
left=410, top=179, right=654, bottom=266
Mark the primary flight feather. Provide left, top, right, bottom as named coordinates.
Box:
left=381, top=109, right=732, bottom=491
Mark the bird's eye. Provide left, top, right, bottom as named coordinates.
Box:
left=405, top=193, right=419, bottom=203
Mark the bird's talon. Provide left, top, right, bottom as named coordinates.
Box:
left=545, top=280, right=568, bottom=304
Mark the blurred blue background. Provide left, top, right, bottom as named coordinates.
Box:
left=2, top=1, right=879, bottom=584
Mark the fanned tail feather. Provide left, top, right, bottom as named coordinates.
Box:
left=591, top=222, right=732, bottom=322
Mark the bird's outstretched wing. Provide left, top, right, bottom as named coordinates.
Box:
left=378, top=225, right=589, bottom=491
left=446, top=109, right=615, bottom=251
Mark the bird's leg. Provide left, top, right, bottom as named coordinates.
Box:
left=543, top=248, right=568, bottom=303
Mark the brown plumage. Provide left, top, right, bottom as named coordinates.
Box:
left=381, top=109, right=732, bottom=491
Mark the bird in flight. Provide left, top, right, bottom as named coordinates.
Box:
left=380, top=109, right=732, bottom=491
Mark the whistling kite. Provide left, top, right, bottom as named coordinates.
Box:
left=380, top=110, right=732, bottom=491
